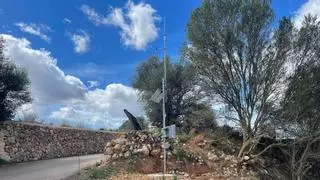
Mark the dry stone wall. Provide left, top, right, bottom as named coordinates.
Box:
left=0, top=121, right=118, bottom=162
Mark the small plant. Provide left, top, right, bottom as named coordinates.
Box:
left=127, top=154, right=138, bottom=173
left=0, top=158, right=9, bottom=165
left=173, top=175, right=179, bottom=180
left=87, top=165, right=116, bottom=179
left=171, top=144, right=194, bottom=163
left=178, top=132, right=195, bottom=143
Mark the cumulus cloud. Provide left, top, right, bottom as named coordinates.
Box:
left=294, top=0, right=320, bottom=28
left=49, top=83, right=144, bottom=129
left=63, top=18, right=72, bottom=24
left=1, top=34, right=87, bottom=104
left=80, top=1, right=159, bottom=50
left=69, top=30, right=90, bottom=54
left=14, top=22, right=52, bottom=42
left=1, top=34, right=144, bottom=128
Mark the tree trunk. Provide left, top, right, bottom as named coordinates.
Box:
left=237, top=125, right=253, bottom=158
left=237, top=139, right=251, bottom=158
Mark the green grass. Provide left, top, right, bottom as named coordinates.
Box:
left=89, top=166, right=116, bottom=179
left=79, top=165, right=117, bottom=180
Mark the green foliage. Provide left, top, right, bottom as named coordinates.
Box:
left=87, top=166, right=116, bottom=180
left=126, top=154, right=138, bottom=173
left=186, top=0, right=295, bottom=157
left=171, top=143, right=196, bottom=163
left=133, top=56, right=216, bottom=131
left=0, top=158, right=9, bottom=165
left=207, top=127, right=238, bottom=154
left=177, top=132, right=196, bottom=144
left=182, top=104, right=217, bottom=133
left=0, top=38, right=31, bottom=121
left=118, top=117, right=147, bottom=132
left=281, top=63, right=320, bottom=136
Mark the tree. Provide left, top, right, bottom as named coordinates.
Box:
left=278, top=16, right=320, bottom=180
left=186, top=0, right=293, bottom=158
left=181, top=103, right=217, bottom=133
left=0, top=37, right=31, bottom=121
left=281, top=64, right=320, bottom=180
left=133, top=56, right=216, bottom=131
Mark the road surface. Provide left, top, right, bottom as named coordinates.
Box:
left=0, top=154, right=104, bottom=180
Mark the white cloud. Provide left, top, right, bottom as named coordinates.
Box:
left=1, top=34, right=87, bottom=104
left=80, top=1, right=159, bottom=50
left=14, top=22, right=52, bottom=42
left=49, top=83, right=144, bottom=129
left=63, top=18, right=72, bottom=24
left=80, top=5, right=109, bottom=26
left=294, top=0, right=320, bottom=28
left=88, top=80, right=100, bottom=89
left=69, top=30, right=90, bottom=54
left=1, top=34, right=144, bottom=129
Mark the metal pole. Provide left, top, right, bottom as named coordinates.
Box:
left=162, top=78, right=166, bottom=178
left=162, top=17, right=167, bottom=178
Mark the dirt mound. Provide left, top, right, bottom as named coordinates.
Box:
left=84, top=131, right=290, bottom=179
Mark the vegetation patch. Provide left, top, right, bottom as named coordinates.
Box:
left=0, top=158, right=9, bottom=165
left=78, top=165, right=117, bottom=180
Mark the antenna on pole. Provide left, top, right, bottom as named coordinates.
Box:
left=162, top=16, right=167, bottom=178
left=150, top=16, right=169, bottom=179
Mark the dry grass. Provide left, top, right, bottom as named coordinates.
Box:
left=110, top=173, right=149, bottom=180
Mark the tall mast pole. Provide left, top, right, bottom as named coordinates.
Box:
left=162, top=16, right=167, bottom=177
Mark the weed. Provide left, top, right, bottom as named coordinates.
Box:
left=173, top=175, right=179, bottom=180
left=127, top=154, right=138, bottom=173
left=178, top=132, right=195, bottom=144
left=172, top=144, right=194, bottom=163
left=87, top=165, right=116, bottom=179
left=0, top=158, right=9, bottom=165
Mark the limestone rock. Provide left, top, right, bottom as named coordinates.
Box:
left=243, top=156, right=250, bottom=161
left=207, top=152, right=218, bottom=161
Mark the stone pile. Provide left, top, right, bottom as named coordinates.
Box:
left=104, top=131, right=162, bottom=161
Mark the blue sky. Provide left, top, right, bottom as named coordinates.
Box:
left=0, top=0, right=319, bottom=129
left=1, top=0, right=201, bottom=86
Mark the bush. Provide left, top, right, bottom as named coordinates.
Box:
left=177, top=132, right=196, bottom=144
left=207, top=126, right=240, bottom=155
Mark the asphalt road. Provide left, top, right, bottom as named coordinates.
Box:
left=0, top=154, right=104, bottom=180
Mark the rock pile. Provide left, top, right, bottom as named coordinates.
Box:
left=104, top=131, right=162, bottom=161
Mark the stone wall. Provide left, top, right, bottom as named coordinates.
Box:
left=0, top=121, right=118, bottom=162
left=104, top=131, right=162, bottom=161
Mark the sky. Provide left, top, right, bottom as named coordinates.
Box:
left=0, top=0, right=319, bottom=129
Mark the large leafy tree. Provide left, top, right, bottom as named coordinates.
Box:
left=186, top=0, right=293, bottom=158
left=133, top=56, right=216, bottom=131
left=0, top=37, right=31, bottom=121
